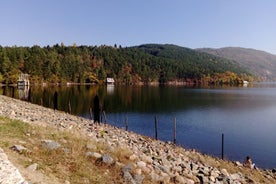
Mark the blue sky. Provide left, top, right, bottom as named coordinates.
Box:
left=1, top=0, right=276, bottom=54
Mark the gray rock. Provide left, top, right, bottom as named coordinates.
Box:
left=210, top=170, right=220, bottom=178
left=221, top=168, right=229, bottom=176
left=137, top=161, right=147, bottom=168
left=86, top=152, right=102, bottom=159
left=198, top=167, right=209, bottom=176
left=150, top=172, right=163, bottom=183
left=26, top=163, right=38, bottom=171
left=123, top=170, right=136, bottom=184
left=102, top=154, right=113, bottom=164
left=160, top=172, right=170, bottom=183
left=140, top=154, right=152, bottom=164
left=41, top=140, right=61, bottom=150
left=133, top=174, right=144, bottom=184
left=122, top=163, right=133, bottom=173
left=209, top=175, right=216, bottom=182
left=11, top=145, right=28, bottom=153
left=235, top=161, right=243, bottom=167
left=230, top=173, right=242, bottom=181
left=157, top=165, right=170, bottom=174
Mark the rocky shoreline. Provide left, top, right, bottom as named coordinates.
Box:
left=0, top=95, right=276, bottom=183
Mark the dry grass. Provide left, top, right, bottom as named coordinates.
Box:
left=0, top=117, right=130, bottom=184
left=0, top=117, right=275, bottom=183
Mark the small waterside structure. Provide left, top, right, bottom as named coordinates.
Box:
left=243, top=80, right=249, bottom=87
left=17, top=73, right=30, bottom=87
left=106, top=77, right=115, bottom=85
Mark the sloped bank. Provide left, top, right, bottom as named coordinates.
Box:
left=0, top=147, right=28, bottom=184
left=0, top=95, right=275, bottom=183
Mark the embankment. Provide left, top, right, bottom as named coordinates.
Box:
left=0, top=95, right=275, bottom=183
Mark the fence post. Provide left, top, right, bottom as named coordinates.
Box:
left=53, top=91, right=58, bottom=111
left=102, top=111, right=107, bottom=124
left=155, top=116, right=158, bottom=140
left=125, top=115, right=128, bottom=131
left=68, top=100, right=71, bottom=114
left=12, top=87, right=15, bottom=98
left=221, top=133, right=224, bottom=160
left=174, top=117, right=177, bottom=144
left=89, top=107, right=93, bottom=120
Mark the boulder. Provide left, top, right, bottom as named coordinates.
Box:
left=26, top=163, right=38, bottom=171
left=11, top=145, right=28, bottom=153
left=102, top=154, right=114, bottom=164
left=41, top=140, right=61, bottom=150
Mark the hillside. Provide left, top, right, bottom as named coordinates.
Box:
left=197, top=47, right=276, bottom=81
left=0, top=44, right=251, bottom=85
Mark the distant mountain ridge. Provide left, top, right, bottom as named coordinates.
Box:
left=197, top=47, right=276, bottom=81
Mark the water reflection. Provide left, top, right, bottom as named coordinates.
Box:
left=18, top=85, right=30, bottom=100
left=2, top=83, right=276, bottom=168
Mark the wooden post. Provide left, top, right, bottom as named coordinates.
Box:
left=125, top=115, right=128, bottom=131
left=68, top=100, right=72, bottom=114
left=155, top=116, right=158, bottom=140
left=174, top=117, right=177, bottom=144
left=222, top=133, right=224, bottom=160
left=40, top=98, right=43, bottom=106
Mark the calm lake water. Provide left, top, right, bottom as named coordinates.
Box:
left=2, top=83, right=276, bottom=169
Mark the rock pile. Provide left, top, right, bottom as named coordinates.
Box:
left=0, top=95, right=276, bottom=183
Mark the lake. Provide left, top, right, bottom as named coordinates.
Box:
left=2, top=83, right=276, bottom=169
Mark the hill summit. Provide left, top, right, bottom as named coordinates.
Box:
left=197, top=47, right=276, bottom=81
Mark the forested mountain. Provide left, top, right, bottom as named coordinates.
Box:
left=0, top=44, right=252, bottom=86
left=197, top=47, right=276, bottom=81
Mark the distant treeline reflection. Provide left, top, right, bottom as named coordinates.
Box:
left=2, top=85, right=258, bottom=117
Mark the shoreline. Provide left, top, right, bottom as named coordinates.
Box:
left=0, top=95, right=275, bottom=183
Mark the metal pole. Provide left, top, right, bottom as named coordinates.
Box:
left=174, top=117, right=177, bottom=144
left=222, top=133, right=224, bottom=160
left=68, top=100, right=71, bottom=114
left=89, top=107, right=93, bottom=120
left=125, top=115, right=128, bottom=131
left=103, top=111, right=107, bottom=124
left=155, top=116, right=158, bottom=140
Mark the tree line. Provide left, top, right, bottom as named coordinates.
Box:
left=0, top=43, right=253, bottom=85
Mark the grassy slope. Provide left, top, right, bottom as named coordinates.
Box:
left=0, top=117, right=131, bottom=184
left=0, top=116, right=274, bottom=183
